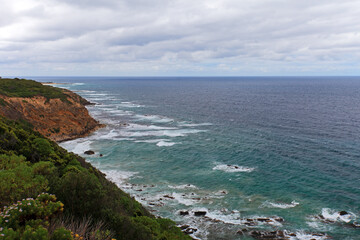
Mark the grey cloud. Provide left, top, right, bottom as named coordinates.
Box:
left=1, top=0, right=360, bottom=75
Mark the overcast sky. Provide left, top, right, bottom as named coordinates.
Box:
left=1, top=0, right=360, bottom=76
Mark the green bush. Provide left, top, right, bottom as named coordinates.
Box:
left=0, top=116, right=190, bottom=240
left=0, top=78, right=70, bottom=103
left=0, top=154, right=49, bottom=208
left=0, top=193, right=70, bottom=240
left=51, top=227, right=73, bottom=240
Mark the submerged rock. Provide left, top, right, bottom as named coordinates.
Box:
left=84, top=150, right=95, bottom=155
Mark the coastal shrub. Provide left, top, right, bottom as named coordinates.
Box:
left=0, top=116, right=190, bottom=240
left=0, top=78, right=70, bottom=103
left=54, top=171, right=104, bottom=217
left=51, top=227, right=73, bottom=240
left=0, top=193, right=70, bottom=240
left=33, top=138, right=54, bottom=157
left=0, top=154, right=49, bottom=208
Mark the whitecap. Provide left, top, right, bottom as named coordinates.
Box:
left=125, top=123, right=177, bottom=131
left=60, top=140, right=93, bottom=155
left=133, top=114, right=174, bottom=123
left=213, top=164, right=255, bottom=173
left=121, top=129, right=206, bottom=138
left=168, top=184, right=198, bottom=190
left=133, top=138, right=178, bottom=147
left=156, top=141, right=177, bottom=147
left=172, top=193, right=201, bottom=206
left=262, top=200, right=299, bottom=209
left=83, top=93, right=109, bottom=96
left=97, top=130, right=133, bottom=141
left=320, top=208, right=356, bottom=223
left=102, top=169, right=138, bottom=186
left=206, top=210, right=242, bottom=225
left=178, top=122, right=213, bottom=127
left=119, top=102, right=144, bottom=108
left=290, top=231, right=329, bottom=240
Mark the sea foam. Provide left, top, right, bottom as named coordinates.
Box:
left=262, top=200, right=300, bottom=209
left=213, top=164, right=255, bottom=173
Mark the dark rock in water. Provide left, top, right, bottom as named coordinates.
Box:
left=194, top=211, right=207, bottom=216
left=247, top=230, right=330, bottom=240
left=163, top=195, right=175, bottom=199
left=179, top=225, right=189, bottom=230
left=99, top=154, right=103, bottom=157
left=273, top=217, right=284, bottom=222
left=352, top=222, right=360, bottom=228
left=84, top=150, right=95, bottom=155
left=249, top=230, right=285, bottom=239
left=236, top=229, right=248, bottom=235
left=257, top=218, right=269, bottom=222
left=184, top=227, right=197, bottom=235
left=339, top=211, right=348, bottom=216
left=244, top=221, right=257, bottom=226
left=179, top=211, right=189, bottom=216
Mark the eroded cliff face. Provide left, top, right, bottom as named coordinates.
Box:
left=0, top=90, right=103, bottom=142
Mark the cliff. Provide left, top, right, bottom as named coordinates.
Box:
left=0, top=78, right=103, bottom=141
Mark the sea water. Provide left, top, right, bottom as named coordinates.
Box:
left=34, top=76, right=360, bottom=239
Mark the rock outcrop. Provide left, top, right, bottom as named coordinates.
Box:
left=0, top=89, right=103, bottom=142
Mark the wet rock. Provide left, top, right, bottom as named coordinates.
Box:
left=244, top=221, right=257, bottom=226
left=184, top=227, right=197, bottom=235
left=84, top=150, right=95, bottom=155
left=135, top=189, right=143, bottom=192
left=179, top=211, right=189, bottom=216
left=179, top=225, right=189, bottom=230
left=339, top=211, right=348, bottom=216
left=273, top=217, right=284, bottom=222
left=257, top=218, right=269, bottom=222
left=163, top=195, right=175, bottom=199
left=194, top=211, right=207, bottom=216
left=249, top=230, right=285, bottom=239
left=179, top=225, right=197, bottom=235
left=352, top=222, right=360, bottom=228
left=99, top=154, right=103, bottom=157
left=236, top=229, right=248, bottom=235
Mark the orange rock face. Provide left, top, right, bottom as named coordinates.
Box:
left=0, top=90, right=103, bottom=142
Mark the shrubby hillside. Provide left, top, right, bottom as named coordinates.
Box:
left=0, top=116, right=190, bottom=239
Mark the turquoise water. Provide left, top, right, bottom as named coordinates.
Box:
left=35, top=77, right=360, bottom=239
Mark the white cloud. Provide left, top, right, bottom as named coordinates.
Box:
left=0, top=0, right=360, bottom=76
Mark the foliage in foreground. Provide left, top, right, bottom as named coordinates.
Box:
left=0, top=116, right=190, bottom=240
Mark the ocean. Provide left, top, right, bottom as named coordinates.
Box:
left=34, top=76, right=360, bottom=239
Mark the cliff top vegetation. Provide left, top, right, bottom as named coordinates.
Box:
left=0, top=78, right=69, bottom=103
